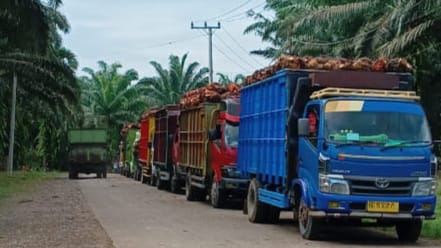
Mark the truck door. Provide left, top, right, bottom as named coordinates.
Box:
left=298, top=104, right=321, bottom=200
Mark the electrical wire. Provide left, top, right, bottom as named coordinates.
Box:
left=193, top=0, right=259, bottom=23
left=143, top=34, right=205, bottom=49
left=214, top=33, right=257, bottom=70
left=197, top=30, right=252, bottom=74
left=222, top=26, right=266, bottom=67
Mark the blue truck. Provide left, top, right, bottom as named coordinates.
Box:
left=239, top=69, right=437, bottom=242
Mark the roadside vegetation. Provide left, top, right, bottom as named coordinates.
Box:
left=422, top=180, right=441, bottom=238
left=0, top=171, right=59, bottom=201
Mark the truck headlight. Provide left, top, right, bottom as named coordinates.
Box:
left=221, top=166, right=240, bottom=178
left=319, top=174, right=350, bottom=195
left=412, top=179, right=437, bottom=196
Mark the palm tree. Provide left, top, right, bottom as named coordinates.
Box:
left=0, top=0, right=79, bottom=170
left=80, top=61, right=148, bottom=158
left=139, top=53, right=209, bottom=105
left=216, top=73, right=245, bottom=84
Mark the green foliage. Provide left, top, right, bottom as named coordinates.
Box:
left=422, top=182, right=441, bottom=238
left=0, top=0, right=79, bottom=171
left=79, top=61, right=148, bottom=159
left=216, top=73, right=245, bottom=84
left=0, top=171, right=59, bottom=200
left=139, top=53, right=209, bottom=105
left=246, top=0, right=441, bottom=140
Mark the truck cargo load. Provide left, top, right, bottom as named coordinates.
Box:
left=238, top=57, right=436, bottom=242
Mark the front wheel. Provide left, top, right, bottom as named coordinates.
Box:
left=395, top=220, right=422, bottom=242
left=210, top=177, right=225, bottom=208
left=298, top=199, right=322, bottom=240
left=247, top=178, right=269, bottom=223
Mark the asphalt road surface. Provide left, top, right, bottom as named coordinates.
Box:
left=78, top=174, right=441, bottom=248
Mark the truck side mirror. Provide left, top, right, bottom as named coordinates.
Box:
left=208, top=129, right=220, bottom=141
left=298, top=118, right=310, bottom=136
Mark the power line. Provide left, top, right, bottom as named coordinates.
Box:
left=198, top=30, right=251, bottom=74
left=191, top=22, right=221, bottom=83
left=194, top=0, right=258, bottom=23
left=214, top=32, right=256, bottom=70
left=143, top=35, right=205, bottom=49
left=222, top=26, right=266, bottom=67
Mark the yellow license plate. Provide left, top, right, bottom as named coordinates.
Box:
left=367, top=201, right=399, bottom=213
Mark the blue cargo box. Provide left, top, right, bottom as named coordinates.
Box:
left=238, top=69, right=313, bottom=186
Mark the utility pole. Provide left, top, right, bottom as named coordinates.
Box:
left=7, top=72, right=17, bottom=175
left=191, top=22, right=221, bottom=83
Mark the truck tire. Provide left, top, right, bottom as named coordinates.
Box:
left=298, top=198, right=322, bottom=240
left=185, top=172, right=202, bottom=201
left=97, top=172, right=102, bottom=178
left=267, top=205, right=281, bottom=223
left=156, top=171, right=167, bottom=190
left=171, top=175, right=181, bottom=194
left=141, top=173, right=148, bottom=184
left=150, top=171, right=157, bottom=186
left=210, top=177, right=225, bottom=208
left=68, top=171, right=74, bottom=179
left=102, top=170, right=107, bottom=178
left=247, top=178, right=269, bottom=223
left=395, top=220, right=422, bottom=242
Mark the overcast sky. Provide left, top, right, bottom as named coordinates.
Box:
left=60, top=0, right=272, bottom=80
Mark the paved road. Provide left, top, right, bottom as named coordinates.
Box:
left=78, top=174, right=441, bottom=248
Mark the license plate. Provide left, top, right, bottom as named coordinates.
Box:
left=367, top=201, right=399, bottom=213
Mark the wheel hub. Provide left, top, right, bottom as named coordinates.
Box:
left=299, top=205, right=308, bottom=227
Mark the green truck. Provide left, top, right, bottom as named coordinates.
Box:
left=68, top=129, right=108, bottom=179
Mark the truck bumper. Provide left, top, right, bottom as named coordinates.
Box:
left=310, top=194, right=436, bottom=220
left=219, top=177, right=249, bottom=198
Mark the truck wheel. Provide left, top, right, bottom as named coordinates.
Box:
left=395, top=220, right=422, bottom=242
left=156, top=171, right=167, bottom=190
left=298, top=198, right=321, bottom=240
left=68, top=171, right=74, bottom=179
left=102, top=170, right=107, bottom=179
left=150, top=172, right=157, bottom=186
left=141, top=173, right=148, bottom=184
left=247, top=178, right=269, bottom=223
left=210, top=177, right=225, bottom=208
left=171, top=175, right=181, bottom=194
left=97, top=172, right=102, bottom=178
left=185, top=172, right=201, bottom=201
left=267, top=206, right=281, bottom=223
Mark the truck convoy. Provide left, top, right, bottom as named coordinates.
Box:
left=68, top=129, right=108, bottom=179
left=239, top=56, right=436, bottom=241
left=119, top=56, right=436, bottom=242
left=173, top=84, right=247, bottom=207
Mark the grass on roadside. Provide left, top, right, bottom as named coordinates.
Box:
left=0, top=171, right=60, bottom=200
left=422, top=183, right=441, bottom=239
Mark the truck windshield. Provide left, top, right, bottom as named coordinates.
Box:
left=224, top=123, right=239, bottom=148
left=324, top=102, right=431, bottom=147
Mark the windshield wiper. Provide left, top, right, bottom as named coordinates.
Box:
left=335, top=140, right=381, bottom=148
left=380, top=140, right=431, bottom=151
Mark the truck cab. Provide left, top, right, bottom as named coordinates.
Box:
left=208, top=97, right=247, bottom=207
left=296, top=89, right=436, bottom=240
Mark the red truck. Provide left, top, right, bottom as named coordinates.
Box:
left=172, top=88, right=247, bottom=208
left=139, top=108, right=157, bottom=184
left=151, top=105, right=180, bottom=189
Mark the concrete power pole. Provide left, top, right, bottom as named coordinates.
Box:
left=191, top=22, right=221, bottom=83
left=7, top=73, right=17, bottom=175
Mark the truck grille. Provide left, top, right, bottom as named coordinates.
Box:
left=345, top=176, right=414, bottom=196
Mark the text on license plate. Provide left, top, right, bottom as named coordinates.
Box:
left=367, top=201, right=399, bottom=213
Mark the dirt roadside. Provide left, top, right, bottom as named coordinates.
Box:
left=0, top=175, right=114, bottom=248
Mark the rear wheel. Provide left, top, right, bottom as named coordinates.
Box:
left=97, top=172, right=102, bottom=178
left=210, top=177, right=225, bottom=208
left=298, top=198, right=322, bottom=240
left=156, top=170, right=167, bottom=190
left=247, top=178, right=269, bottom=223
left=185, top=172, right=202, bottom=201
left=396, top=220, right=422, bottom=243
left=102, top=170, right=107, bottom=179
left=267, top=205, right=281, bottom=223
left=150, top=170, right=157, bottom=186
left=171, top=174, right=181, bottom=194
